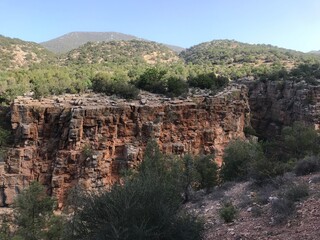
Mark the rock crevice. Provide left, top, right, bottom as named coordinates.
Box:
left=1, top=84, right=250, bottom=205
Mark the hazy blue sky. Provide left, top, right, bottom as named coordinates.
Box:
left=0, top=0, right=319, bottom=52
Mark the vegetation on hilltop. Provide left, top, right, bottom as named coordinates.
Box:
left=0, top=36, right=320, bottom=103
left=180, top=40, right=320, bottom=79
left=61, top=40, right=182, bottom=67
left=40, top=31, right=185, bottom=54
left=0, top=35, right=55, bottom=71
left=40, top=31, right=140, bottom=54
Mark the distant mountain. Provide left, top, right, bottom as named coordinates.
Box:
left=0, top=35, right=54, bottom=70
left=61, top=39, right=182, bottom=67
left=41, top=32, right=184, bottom=54
left=180, top=40, right=319, bottom=68
left=310, top=50, right=320, bottom=55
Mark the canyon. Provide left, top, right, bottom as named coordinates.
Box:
left=1, top=79, right=320, bottom=207
left=1, top=84, right=250, bottom=206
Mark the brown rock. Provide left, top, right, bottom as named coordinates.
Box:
left=1, top=84, right=250, bottom=206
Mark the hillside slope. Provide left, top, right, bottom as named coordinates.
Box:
left=61, top=39, right=183, bottom=67
left=41, top=31, right=184, bottom=53
left=186, top=172, right=320, bottom=240
left=180, top=40, right=320, bottom=78
left=310, top=50, right=320, bottom=55
left=181, top=40, right=317, bottom=66
left=0, top=35, right=55, bottom=70
left=41, top=32, right=139, bottom=54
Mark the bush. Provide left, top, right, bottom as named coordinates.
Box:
left=284, top=183, right=309, bottom=202
left=188, top=72, right=228, bottom=91
left=219, top=202, right=237, bottom=223
left=220, top=140, right=264, bottom=182
left=194, top=155, right=218, bottom=193
left=13, top=181, right=63, bottom=240
left=251, top=206, right=263, bottom=217
left=135, top=67, right=167, bottom=94
left=294, top=155, right=320, bottom=176
left=135, top=68, right=189, bottom=97
left=167, top=77, right=189, bottom=97
left=271, top=182, right=309, bottom=225
left=0, top=214, right=11, bottom=240
left=281, top=122, right=320, bottom=159
left=67, top=140, right=204, bottom=240
left=180, top=154, right=196, bottom=203
left=243, top=126, right=257, bottom=137
left=91, top=72, right=139, bottom=99
left=271, top=198, right=295, bottom=224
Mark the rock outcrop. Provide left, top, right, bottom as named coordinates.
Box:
left=246, top=80, right=320, bottom=138
left=1, top=84, right=250, bottom=206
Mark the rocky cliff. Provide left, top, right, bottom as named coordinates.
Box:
left=0, top=84, right=250, bottom=206
left=246, top=80, right=320, bottom=139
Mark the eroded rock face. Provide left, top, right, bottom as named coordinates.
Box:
left=1, top=84, right=250, bottom=206
left=246, top=80, right=320, bottom=138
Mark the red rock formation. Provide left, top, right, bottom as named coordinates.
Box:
left=245, top=80, right=320, bottom=138
left=1, top=84, right=250, bottom=206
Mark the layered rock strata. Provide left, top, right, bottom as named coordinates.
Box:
left=1, top=84, right=250, bottom=206
left=246, top=80, right=320, bottom=138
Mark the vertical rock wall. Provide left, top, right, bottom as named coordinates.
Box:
left=1, top=84, right=250, bottom=206
left=246, top=80, right=320, bottom=138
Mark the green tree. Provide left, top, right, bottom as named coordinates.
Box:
left=135, top=67, right=167, bottom=94
left=194, top=155, right=218, bottom=193
left=281, top=122, right=319, bottom=159
left=220, top=140, right=264, bottom=182
left=13, top=181, right=62, bottom=240
left=91, top=72, right=139, bottom=99
left=66, top=140, right=203, bottom=240
left=167, top=76, right=189, bottom=97
left=0, top=214, right=11, bottom=240
left=181, top=154, right=196, bottom=202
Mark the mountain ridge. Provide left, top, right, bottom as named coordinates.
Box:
left=40, top=31, right=185, bottom=54
left=61, top=39, right=182, bottom=67
left=310, top=50, right=320, bottom=55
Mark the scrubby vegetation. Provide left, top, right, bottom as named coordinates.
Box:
left=13, top=182, right=64, bottom=240
left=180, top=39, right=320, bottom=79
left=219, top=201, right=237, bottom=223
left=3, top=141, right=211, bottom=239
left=1, top=35, right=320, bottom=104
left=221, top=121, right=320, bottom=185
left=0, top=107, right=11, bottom=161
left=2, top=34, right=320, bottom=238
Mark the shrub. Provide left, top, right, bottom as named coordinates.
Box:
left=13, top=181, right=63, bottom=240
left=243, top=126, right=257, bottom=136
left=0, top=214, right=11, bottom=240
left=188, top=72, right=228, bottom=91
left=251, top=206, right=263, bottom=217
left=271, top=182, right=309, bottom=225
left=220, top=140, right=264, bottom=182
left=219, top=202, right=237, bottom=223
left=284, top=183, right=309, bottom=202
left=271, top=198, right=295, bottom=224
left=294, top=155, right=320, bottom=176
left=194, top=155, right=218, bottom=193
left=67, top=140, right=204, bottom=240
left=81, top=144, right=93, bottom=159
left=167, top=77, right=189, bottom=97
left=91, top=72, right=139, bottom=99
left=135, top=67, right=167, bottom=94
left=181, top=154, right=196, bottom=203
left=112, top=81, right=140, bottom=99
left=281, top=122, right=320, bottom=159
